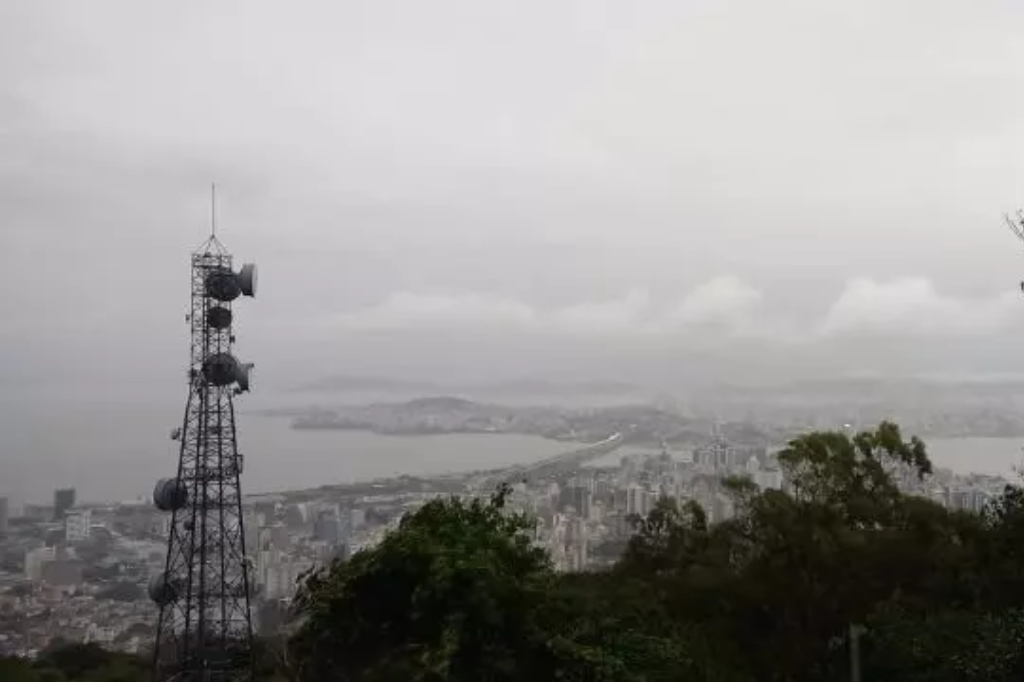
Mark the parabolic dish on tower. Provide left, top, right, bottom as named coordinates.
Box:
left=206, top=306, right=232, bottom=329
left=148, top=572, right=182, bottom=607
left=202, top=353, right=254, bottom=392
left=238, top=263, right=257, bottom=297
left=205, top=264, right=257, bottom=301
left=153, top=478, right=188, bottom=512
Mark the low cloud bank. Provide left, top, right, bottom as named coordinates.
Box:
left=330, top=276, right=1019, bottom=343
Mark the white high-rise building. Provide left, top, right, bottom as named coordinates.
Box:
left=263, top=563, right=291, bottom=600
left=626, top=485, right=652, bottom=517
left=754, top=469, right=784, bottom=491
left=151, top=516, right=171, bottom=538
left=65, top=510, right=92, bottom=543
left=255, top=526, right=281, bottom=591
left=568, top=517, right=589, bottom=571
left=263, top=557, right=314, bottom=600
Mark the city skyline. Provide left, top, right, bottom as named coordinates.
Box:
left=0, top=422, right=1006, bottom=660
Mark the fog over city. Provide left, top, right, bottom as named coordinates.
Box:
left=4, top=1, right=1024, bottom=501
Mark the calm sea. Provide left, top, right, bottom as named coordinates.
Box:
left=0, top=388, right=571, bottom=509
left=2, top=385, right=1022, bottom=508
left=925, top=437, right=1024, bottom=480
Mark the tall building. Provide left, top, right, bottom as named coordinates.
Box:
left=567, top=517, right=589, bottom=571
left=0, top=497, right=8, bottom=536
left=269, top=522, right=290, bottom=552
left=254, top=526, right=282, bottom=592
left=53, top=488, right=76, bottom=520
left=626, top=485, right=652, bottom=517
left=754, top=468, right=784, bottom=491
left=65, top=509, right=92, bottom=543
left=151, top=515, right=172, bottom=538
left=263, top=563, right=292, bottom=600
left=285, top=503, right=309, bottom=527
left=563, top=485, right=593, bottom=520
left=313, top=509, right=341, bottom=545
left=243, top=508, right=260, bottom=560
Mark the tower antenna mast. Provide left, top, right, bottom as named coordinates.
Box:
left=1004, top=210, right=1024, bottom=243
left=1005, top=211, right=1024, bottom=295
left=151, top=201, right=260, bottom=680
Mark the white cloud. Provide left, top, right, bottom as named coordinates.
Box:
left=818, top=277, right=1019, bottom=338
left=667, top=275, right=763, bottom=329
left=330, top=276, right=1021, bottom=346
left=550, top=290, right=651, bottom=334
left=330, top=278, right=765, bottom=337
left=331, top=292, right=537, bottom=332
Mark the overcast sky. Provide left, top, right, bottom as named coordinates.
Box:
left=4, top=0, right=1024, bottom=391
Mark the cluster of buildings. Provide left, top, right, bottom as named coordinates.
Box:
left=499, top=438, right=782, bottom=572
left=512, top=438, right=1011, bottom=572
left=0, top=488, right=161, bottom=657
left=245, top=500, right=360, bottom=601
left=0, top=431, right=1015, bottom=656
left=887, top=463, right=1007, bottom=514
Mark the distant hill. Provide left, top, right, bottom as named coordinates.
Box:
left=473, top=378, right=644, bottom=397
left=293, top=375, right=442, bottom=393
left=293, top=374, right=646, bottom=398
left=399, top=396, right=482, bottom=412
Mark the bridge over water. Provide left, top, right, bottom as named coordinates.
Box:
left=500, top=432, right=624, bottom=482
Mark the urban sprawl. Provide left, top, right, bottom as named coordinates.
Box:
left=0, top=396, right=1014, bottom=659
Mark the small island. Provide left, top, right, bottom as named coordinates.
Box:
left=287, top=396, right=783, bottom=449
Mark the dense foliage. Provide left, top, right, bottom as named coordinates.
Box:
left=0, top=643, right=148, bottom=681
left=289, top=421, right=1024, bottom=681
left=8, top=421, right=1024, bottom=680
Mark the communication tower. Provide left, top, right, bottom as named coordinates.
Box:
left=151, top=208, right=259, bottom=681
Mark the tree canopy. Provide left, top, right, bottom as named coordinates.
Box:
left=0, top=643, right=149, bottom=682
left=288, top=421, right=1024, bottom=681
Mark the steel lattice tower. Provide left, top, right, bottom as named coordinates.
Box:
left=151, top=230, right=259, bottom=681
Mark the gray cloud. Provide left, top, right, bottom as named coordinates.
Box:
left=3, top=0, right=1024, bottom=391
left=818, top=278, right=1020, bottom=339
left=326, top=275, right=1020, bottom=347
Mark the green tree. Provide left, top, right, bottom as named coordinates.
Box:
left=290, top=484, right=557, bottom=681
left=863, top=606, right=1024, bottom=681
left=611, top=422, right=959, bottom=680
left=777, top=420, right=930, bottom=524
left=618, top=496, right=709, bottom=579
left=30, top=644, right=147, bottom=682
left=0, top=657, right=45, bottom=682
left=538, top=572, right=747, bottom=681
